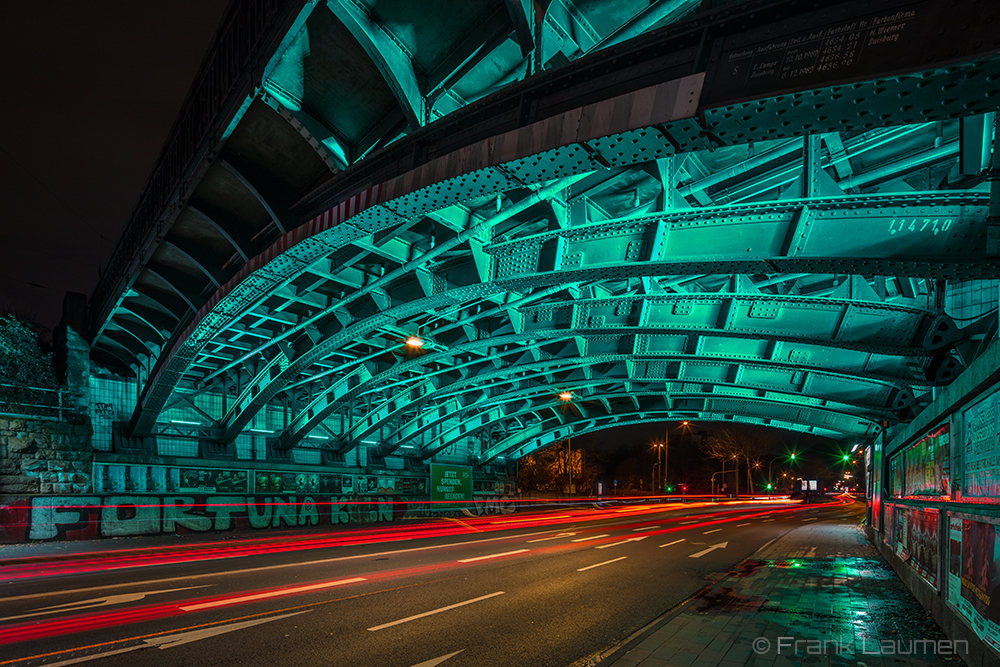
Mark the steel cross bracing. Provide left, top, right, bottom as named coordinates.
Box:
left=88, top=0, right=1000, bottom=463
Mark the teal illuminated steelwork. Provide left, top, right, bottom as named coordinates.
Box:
left=85, top=0, right=1000, bottom=467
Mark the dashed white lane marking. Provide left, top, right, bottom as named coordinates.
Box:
left=634, top=525, right=660, bottom=531
left=457, top=549, right=528, bottom=563
left=803, top=518, right=818, bottom=521
left=577, top=557, right=628, bottom=572
left=736, top=523, right=751, bottom=527
left=572, top=534, right=610, bottom=543
left=368, top=592, right=505, bottom=631
left=678, top=520, right=699, bottom=525
left=179, top=578, right=366, bottom=611
left=408, top=650, right=465, bottom=667
left=527, top=532, right=576, bottom=543
left=659, top=539, right=685, bottom=548
left=596, top=536, right=648, bottom=550
left=703, top=529, right=722, bottom=534
left=762, top=519, right=775, bottom=522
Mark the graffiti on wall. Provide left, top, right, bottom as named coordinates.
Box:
left=468, top=495, right=518, bottom=515
left=0, top=495, right=413, bottom=543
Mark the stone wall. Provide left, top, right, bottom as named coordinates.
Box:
left=0, top=416, right=93, bottom=494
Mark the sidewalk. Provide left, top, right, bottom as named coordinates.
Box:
left=599, top=509, right=965, bottom=667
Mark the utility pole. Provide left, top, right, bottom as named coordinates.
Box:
left=567, top=437, right=572, bottom=496
left=664, top=423, right=668, bottom=493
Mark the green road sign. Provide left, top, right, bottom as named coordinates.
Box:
left=430, top=464, right=472, bottom=502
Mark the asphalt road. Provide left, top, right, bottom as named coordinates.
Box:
left=0, top=498, right=855, bottom=667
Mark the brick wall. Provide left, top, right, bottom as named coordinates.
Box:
left=0, top=417, right=94, bottom=494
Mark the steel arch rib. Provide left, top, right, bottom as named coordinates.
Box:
left=129, top=72, right=989, bottom=438
left=131, top=72, right=705, bottom=436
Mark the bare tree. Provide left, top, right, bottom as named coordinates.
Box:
left=702, top=424, right=779, bottom=494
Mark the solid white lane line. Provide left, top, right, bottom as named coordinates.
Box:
left=179, top=578, right=365, bottom=611
left=596, top=536, right=648, bottom=549
left=368, top=592, right=505, bottom=631
left=633, top=525, right=660, bottom=531
left=527, top=533, right=576, bottom=543
left=659, top=539, right=685, bottom=548
left=577, top=557, right=627, bottom=572
left=703, top=529, right=722, bottom=534
left=736, top=523, right=751, bottom=527
left=571, top=534, right=610, bottom=543
left=457, top=549, right=528, bottom=563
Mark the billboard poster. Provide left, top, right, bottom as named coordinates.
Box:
left=903, top=423, right=950, bottom=497
left=952, top=514, right=1000, bottom=652
left=904, top=507, right=939, bottom=588
left=430, top=464, right=472, bottom=502
left=889, top=455, right=902, bottom=498
left=96, top=464, right=249, bottom=494
left=883, top=503, right=894, bottom=547
left=893, top=504, right=908, bottom=558
left=962, top=389, right=1000, bottom=498
left=949, top=516, right=963, bottom=609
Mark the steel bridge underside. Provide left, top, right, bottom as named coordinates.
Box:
left=89, top=0, right=1000, bottom=465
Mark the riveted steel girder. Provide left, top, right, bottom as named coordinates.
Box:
left=100, top=0, right=1000, bottom=457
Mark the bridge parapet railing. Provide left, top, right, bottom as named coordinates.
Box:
left=89, top=0, right=299, bottom=332
left=0, top=383, right=74, bottom=422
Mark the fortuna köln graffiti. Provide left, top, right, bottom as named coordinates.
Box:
left=0, top=494, right=520, bottom=543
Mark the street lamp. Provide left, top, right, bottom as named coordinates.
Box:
left=711, top=469, right=726, bottom=496
left=661, top=420, right=690, bottom=495
left=767, top=453, right=797, bottom=492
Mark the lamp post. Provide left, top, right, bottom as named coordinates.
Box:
left=567, top=437, right=572, bottom=497
left=767, top=453, right=797, bottom=492
left=661, top=420, right=689, bottom=495
left=663, top=425, right=668, bottom=494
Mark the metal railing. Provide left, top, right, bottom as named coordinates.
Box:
left=0, top=383, right=73, bottom=421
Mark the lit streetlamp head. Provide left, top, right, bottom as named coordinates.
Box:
left=559, top=391, right=573, bottom=401
left=406, top=336, right=424, bottom=348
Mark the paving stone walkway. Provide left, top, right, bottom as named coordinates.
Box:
left=603, top=520, right=965, bottom=667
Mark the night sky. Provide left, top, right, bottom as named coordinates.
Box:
left=0, top=1, right=229, bottom=334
